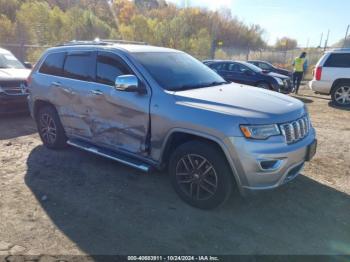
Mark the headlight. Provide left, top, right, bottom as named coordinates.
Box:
left=273, top=77, right=283, bottom=85
left=240, top=124, right=281, bottom=140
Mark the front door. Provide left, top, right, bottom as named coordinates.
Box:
left=85, top=51, right=150, bottom=155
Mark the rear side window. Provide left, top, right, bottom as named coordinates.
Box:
left=96, top=52, right=131, bottom=86
left=209, top=63, right=225, bottom=71
left=39, top=52, right=65, bottom=76
left=63, top=52, right=95, bottom=81
left=258, top=62, right=271, bottom=70
left=324, top=53, right=350, bottom=68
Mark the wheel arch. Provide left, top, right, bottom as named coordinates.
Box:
left=33, top=99, right=57, bottom=120
left=159, top=129, right=242, bottom=188
left=330, top=78, right=350, bottom=94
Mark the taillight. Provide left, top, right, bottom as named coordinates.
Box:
left=315, top=66, right=322, bottom=81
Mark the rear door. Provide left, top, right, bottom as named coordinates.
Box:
left=223, top=63, right=255, bottom=85
left=85, top=51, right=151, bottom=155
left=59, top=50, right=97, bottom=139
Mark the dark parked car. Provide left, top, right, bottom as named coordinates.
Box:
left=248, top=60, right=292, bottom=77
left=204, top=60, right=292, bottom=93
left=0, top=48, right=32, bottom=114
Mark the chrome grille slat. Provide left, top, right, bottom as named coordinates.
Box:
left=280, top=116, right=310, bottom=144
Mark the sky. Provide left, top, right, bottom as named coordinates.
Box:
left=168, top=0, right=350, bottom=47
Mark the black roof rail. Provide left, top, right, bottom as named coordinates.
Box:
left=57, top=39, right=148, bottom=47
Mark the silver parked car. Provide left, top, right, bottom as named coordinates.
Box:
left=28, top=40, right=317, bottom=209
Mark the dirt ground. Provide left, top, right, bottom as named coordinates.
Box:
left=0, top=87, right=349, bottom=258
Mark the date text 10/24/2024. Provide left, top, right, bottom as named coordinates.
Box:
left=127, top=256, right=220, bottom=261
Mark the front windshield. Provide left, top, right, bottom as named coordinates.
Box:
left=241, top=61, right=263, bottom=73
left=0, top=53, right=25, bottom=69
left=133, top=52, right=226, bottom=91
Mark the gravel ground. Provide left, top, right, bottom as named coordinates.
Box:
left=0, top=88, right=349, bottom=259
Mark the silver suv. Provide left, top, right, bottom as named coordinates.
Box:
left=28, top=40, right=317, bottom=209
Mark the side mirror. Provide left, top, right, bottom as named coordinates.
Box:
left=115, top=75, right=145, bottom=94
left=23, top=62, right=32, bottom=69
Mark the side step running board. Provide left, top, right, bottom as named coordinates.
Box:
left=67, top=139, right=151, bottom=172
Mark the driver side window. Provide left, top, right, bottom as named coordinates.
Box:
left=96, top=52, right=132, bottom=86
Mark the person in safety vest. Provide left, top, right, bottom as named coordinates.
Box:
left=292, top=52, right=308, bottom=94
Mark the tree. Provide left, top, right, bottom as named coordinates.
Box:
left=0, top=0, right=19, bottom=21
left=0, top=14, right=14, bottom=43
left=275, top=37, right=298, bottom=50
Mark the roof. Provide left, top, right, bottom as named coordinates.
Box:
left=327, top=48, right=350, bottom=53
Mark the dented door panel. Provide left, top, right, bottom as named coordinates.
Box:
left=84, top=82, right=150, bottom=155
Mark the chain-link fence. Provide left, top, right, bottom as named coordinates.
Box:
left=1, top=41, right=328, bottom=81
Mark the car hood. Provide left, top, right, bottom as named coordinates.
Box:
left=173, top=83, right=305, bottom=124
left=267, top=71, right=289, bottom=79
left=0, top=68, right=31, bottom=80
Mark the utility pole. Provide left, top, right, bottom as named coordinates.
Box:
left=319, top=32, right=323, bottom=48
left=324, top=30, right=330, bottom=52
left=343, top=25, right=350, bottom=48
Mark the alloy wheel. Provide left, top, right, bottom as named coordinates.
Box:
left=175, top=154, right=218, bottom=201
left=335, top=86, right=350, bottom=105
left=39, top=113, right=57, bottom=145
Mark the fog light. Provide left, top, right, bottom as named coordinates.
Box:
left=259, top=159, right=282, bottom=171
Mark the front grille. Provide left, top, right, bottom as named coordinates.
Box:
left=280, top=116, right=310, bottom=144
left=285, top=79, right=292, bottom=87
left=0, top=81, right=27, bottom=95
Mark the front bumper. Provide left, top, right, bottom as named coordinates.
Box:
left=0, top=92, right=29, bottom=114
left=225, top=127, right=316, bottom=192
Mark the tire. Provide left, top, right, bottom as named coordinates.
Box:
left=257, top=82, right=271, bottom=90
left=36, top=105, right=67, bottom=149
left=169, top=140, right=234, bottom=210
left=331, top=82, right=350, bottom=107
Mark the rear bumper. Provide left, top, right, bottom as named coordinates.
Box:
left=225, top=127, right=316, bottom=193
left=0, top=93, right=29, bottom=114
left=309, top=80, right=331, bottom=94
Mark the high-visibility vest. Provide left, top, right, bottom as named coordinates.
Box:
left=294, top=57, right=305, bottom=72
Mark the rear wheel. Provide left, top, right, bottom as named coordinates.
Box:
left=36, top=105, right=67, bottom=149
left=331, top=83, right=350, bottom=107
left=169, top=141, right=233, bottom=209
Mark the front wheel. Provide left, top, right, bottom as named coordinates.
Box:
left=169, top=141, right=234, bottom=209
left=331, top=83, right=350, bottom=107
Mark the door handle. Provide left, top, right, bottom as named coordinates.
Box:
left=90, top=89, right=103, bottom=96
left=51, top=81, right=61, bottom=87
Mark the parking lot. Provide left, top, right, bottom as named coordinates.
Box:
left=0, top=87, right=349, bottom=257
